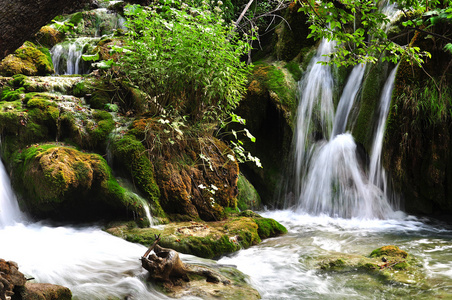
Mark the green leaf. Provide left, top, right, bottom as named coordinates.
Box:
left=81, top=52, right=100, bottom=62
left=444, top=43, right=452, bottom=54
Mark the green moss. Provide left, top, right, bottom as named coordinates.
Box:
left=254, top=217, right=287, bottom=239
left=111, top=134, right=163, bottom=216
left=89, top=91, right=110, bottom=109
left=14, top=42, right=54, bottom=75
left=0, top=86, right=25, bottom=101
left=34, top=26, right=65, bottom=48
left=284, top=61, right=302, bottom=81
left=11, top=74, right=30, bottom=89
left=352, top=63, right=389, bottom=149
left=236, top=173, right=261, bottom=211
left=370, top=245, right=408, bottom=258
left=68, top=12, right=84, bottom=26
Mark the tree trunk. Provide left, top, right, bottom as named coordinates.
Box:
left=0, top=0, right=90, bottom=59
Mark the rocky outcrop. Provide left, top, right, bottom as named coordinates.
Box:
left=233, top=62, right=296, bottom=206
left=20, top=283, right=72, bottom=300
left=0, top=259, right=26, bottom=300
left=0, top=258, right=71, bottom=300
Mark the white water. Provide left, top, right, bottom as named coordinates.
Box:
left=219, top=210, right=452, bottom=299
left=331, top=64, right=366, bottom=137
left=293, top=39, right=335, bottom=197
left=292, top=42, right=396, bottom=218
left=0, top=161, right=195, bottom=299
left=0, top=162, right=23, bottom=227
left=369, top=66, right=398, bottom=194
left=51, top=38, right=98, bottom=75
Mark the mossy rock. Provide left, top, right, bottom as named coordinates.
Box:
left=254, top=217, right=288, bottom=239
left=370, top=245, right=408, bottom=259
left=236, top=174, right=261, bottom=211
left=34, top=26, right=65, bottom=48
left=232, top=61, right=295, bottom=207
left=350, top=62, right=391, bottom=150
left=0, top=42, right=54, bottom=76
left=9, top=144, right=141, bottom=221
left=318, top=246, right=425, bottom=287
left=107, top=215, right=286, bottom=259
left=273, top=2, right=315, bottom=62
left=111, top=134, right=163, bottom=216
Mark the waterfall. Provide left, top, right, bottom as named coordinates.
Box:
left=293, top=39, right=335, bottom=197
left=51, top=38, right=97, bottom=75
left=331, top=64, right=366, bottom=137
left=0, top=161, right=24, bottom=227
left=290, top=51, right=400, bottom=219
left=369, top=66, right=398, bottom=198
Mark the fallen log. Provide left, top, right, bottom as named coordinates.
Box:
left=140, top=235, right=230, bottom=285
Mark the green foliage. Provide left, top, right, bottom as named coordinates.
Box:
left=296, top=0, right=451, bottom=66
left=120, top=1, right=251, bottom=121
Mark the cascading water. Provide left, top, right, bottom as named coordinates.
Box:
left=293, top=39, right=335, bottom=198
left=0, top=161, right=23, bottom=227
left=369, top=66, right=398, bottom=198
left=0, top=159, right=185, bottom=299
left=51, top=38, right=98, bottom=75
left=290, top=41, right=398, bottom=219
left=50, top=7, right=126, bottom=75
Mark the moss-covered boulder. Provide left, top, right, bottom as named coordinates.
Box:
left=107, top=213, right=287, bottom=259
left=10, top=144, right=142, bottom=221
left=0, top=42, right=53, bottom=76
left=20, top=282, right=72, bottom=300
left=236, top=173, right=261, bottom=211
left=34, top=26, right=65, bottom=48
left=318, top=245, right=426, bottom=288
left=110, top=134, right=163, bottom=216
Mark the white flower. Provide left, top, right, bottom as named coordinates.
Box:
left=210, top=184, right=218, bottom=191
left=198, top=184, right=206, bottom=189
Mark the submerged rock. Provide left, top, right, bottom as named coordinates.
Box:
left=318, top=245, right=427, bottom=288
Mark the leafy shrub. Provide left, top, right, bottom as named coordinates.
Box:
left=120, top=1, right=251, bottom=121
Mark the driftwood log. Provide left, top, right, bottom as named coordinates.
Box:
left=141, top=235, right=230, bottom=285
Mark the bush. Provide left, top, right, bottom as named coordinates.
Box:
left=120, top=1, right=251, bottom=121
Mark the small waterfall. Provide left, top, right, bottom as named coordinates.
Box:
left=0, top=161, right=24, bottom=227
left=51, top=38, right=97, bottom=75
left=369, top=66, right=398, bottom=197
left=331, top=64, right=366, bottom=137
left=293, top=39, right=335, bottom=197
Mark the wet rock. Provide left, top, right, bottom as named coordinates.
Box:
left=20, top=282, right=72, bottom=300
left=107, top=214, right=287, bottom=259
left=0, top=259, right=26, bottom=300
